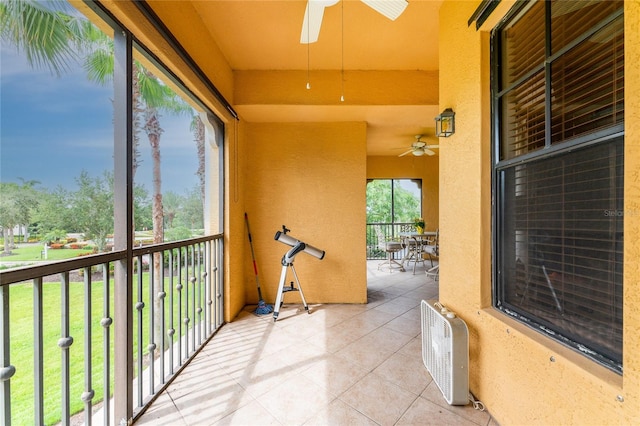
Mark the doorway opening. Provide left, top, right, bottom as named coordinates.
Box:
left=366, top=179, right=422, bottom=259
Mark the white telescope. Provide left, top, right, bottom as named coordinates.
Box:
left=274, top=226, right=325, bottom=262
left=271, top=225, right=325, bottom=321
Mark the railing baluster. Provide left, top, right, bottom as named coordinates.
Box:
left=1, top=283, right=15, bottom=424
left=204, top=241, right=211, bottom=336
left=82, top=267, right=95, bottom=426
left=158, top=249, right=166, bottom=385
left=59, top=272, right=73, bottom=426
left=136, top=255, right=144, bottom=407
left=177, top=247, right=183, bottom=365
left=33, top=277, right=44, bottom=424
left=168, top=249, right=175, bottom=375
left=216, top=238, right=224, bottom=328
left=101, top=263, right=112, bottom=426
left=148, top=253, right=156, bottom=397
left=190, top=244, right=196, bottom=353
left=196, top=243, right=204, bottom=346
left=183, top=246, right=190, bottom=360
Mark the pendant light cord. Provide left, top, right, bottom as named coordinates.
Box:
left=306, top=2, right=311, bottom=89
left=340, top=0, right=345, bottom=102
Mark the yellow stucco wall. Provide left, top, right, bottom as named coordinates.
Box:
left=242, top=122, right=368, bottom=306
left=367, top=156, right=439, bottom=231
left=438, top=0, right=640, bottom=424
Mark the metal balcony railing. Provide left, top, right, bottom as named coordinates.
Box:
left=366, top=222, right=415, bottom=260
left=0, top=235, right=224, bottom=425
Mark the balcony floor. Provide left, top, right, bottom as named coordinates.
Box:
left=135, top=260, right=497, bottom=425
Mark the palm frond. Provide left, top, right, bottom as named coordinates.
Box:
left=0, top=0, right=82, bottom=76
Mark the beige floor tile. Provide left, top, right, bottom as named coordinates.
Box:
left=384, top=314, right=422, bottom=337
left=339, top=373, right=418, bottom=426
left=397, top=395, right=478, bottom=426
left=301, top=353, right=370, bottom=397
left=256, top=374, right=334, bottom=425
left=398, top=335, right=424, bottom=359
left=421, top=382, right=492, bottom=426
left=214, top=400, right=280, bottom=425
left=357, top=325, right=414, bottom=355
left=228, top=351, right=297, bottom=399
left=304, top=399, right=378, bottom=425
left=334, top=338, right=395, bottom=371
left=373, top=351, right=431, bottom=395
left=134, top=392, right=186, bottom=426
left=372, top=299, right=415, bottom=316
left=306, top=324, right=367, bottom=353
left=167, top=362, right=238, bottom=402
left=170, top=376, right=255, bottom=425
left=340, top=309, right=397, bottom=333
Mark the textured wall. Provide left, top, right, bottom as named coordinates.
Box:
left=242, top=122, right=368, bottom=305
left=438, top=0, right=640, bottom=424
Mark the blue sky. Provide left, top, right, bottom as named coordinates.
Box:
left=0, top=42, right=201, bottom=195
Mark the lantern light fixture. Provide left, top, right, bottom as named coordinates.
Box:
left=435, top=108, right=455, bottom=137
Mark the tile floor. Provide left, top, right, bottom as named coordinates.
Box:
left=135, top=261, right=497, bottom=425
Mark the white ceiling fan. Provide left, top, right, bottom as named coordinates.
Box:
left=399, top=135, right=439, bottom=157
left=300, top=0, right=409, bottom=44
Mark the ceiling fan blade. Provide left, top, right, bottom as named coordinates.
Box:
left=424, top=149, right=436, bottom=156
left=361, top=0, right=408, bottom=21
left=398, top=148, right=414, bottom=157
left=300, top=0, right=339, bottom=44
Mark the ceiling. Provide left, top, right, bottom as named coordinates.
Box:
left=155, top=0, right=444, bottom=155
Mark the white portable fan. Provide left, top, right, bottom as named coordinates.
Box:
left=300, top=0, right=409, bottom=44
left=421, top=299, right=469, bottom=405
left=399, top=135, right=439, bottom=157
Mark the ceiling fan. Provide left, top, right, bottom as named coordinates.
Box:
left=300, top=0, right=409, bottom=44
left=398, top=135, right=439, bottom=157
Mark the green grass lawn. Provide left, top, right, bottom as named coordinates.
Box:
left=1, top=243, right=94, bottom=262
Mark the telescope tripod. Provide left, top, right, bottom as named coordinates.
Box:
left=273, top=260, right=309, bottom=322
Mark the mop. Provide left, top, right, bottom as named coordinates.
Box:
left=244, top=212, right=273, bottom=315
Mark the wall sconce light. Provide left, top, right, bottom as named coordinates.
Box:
left=435, top=108, right=455, bottom=137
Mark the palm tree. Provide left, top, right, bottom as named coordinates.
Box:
left=80, top=22, right=195, bottom=347
left=192, top=115, right=206, bottom=209
left=0, top=0, right=84, bottom=76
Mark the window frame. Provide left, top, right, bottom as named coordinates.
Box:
left=491, top=0, right=624, bottom=373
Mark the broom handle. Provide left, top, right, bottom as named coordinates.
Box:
left=244, top=212, right=265, bottom=300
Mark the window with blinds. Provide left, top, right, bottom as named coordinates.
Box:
left=493, top=0, right=624, bottom=372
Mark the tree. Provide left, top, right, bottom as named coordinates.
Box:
left=71, top=171, right=114, bottom=252
left=31, top=186, right=75, bottom=237
left=0, top=181, right=40, bottom=254
left=366, top=179, right=420, bottom=223
left=162, top=191, right=183, bottom=229
left=0, top=184, right=21, bottom=255
left=179, top=186, right=204, bottom=230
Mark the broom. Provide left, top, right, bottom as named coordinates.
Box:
left=245, top=212, right=273, bottom=315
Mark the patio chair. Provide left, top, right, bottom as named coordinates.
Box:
left=423, top=229, right=439, bottom=280
left=375, top=226, right=405, bottom=273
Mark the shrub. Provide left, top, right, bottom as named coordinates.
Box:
left=50, top=244, right=64, bottom=249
